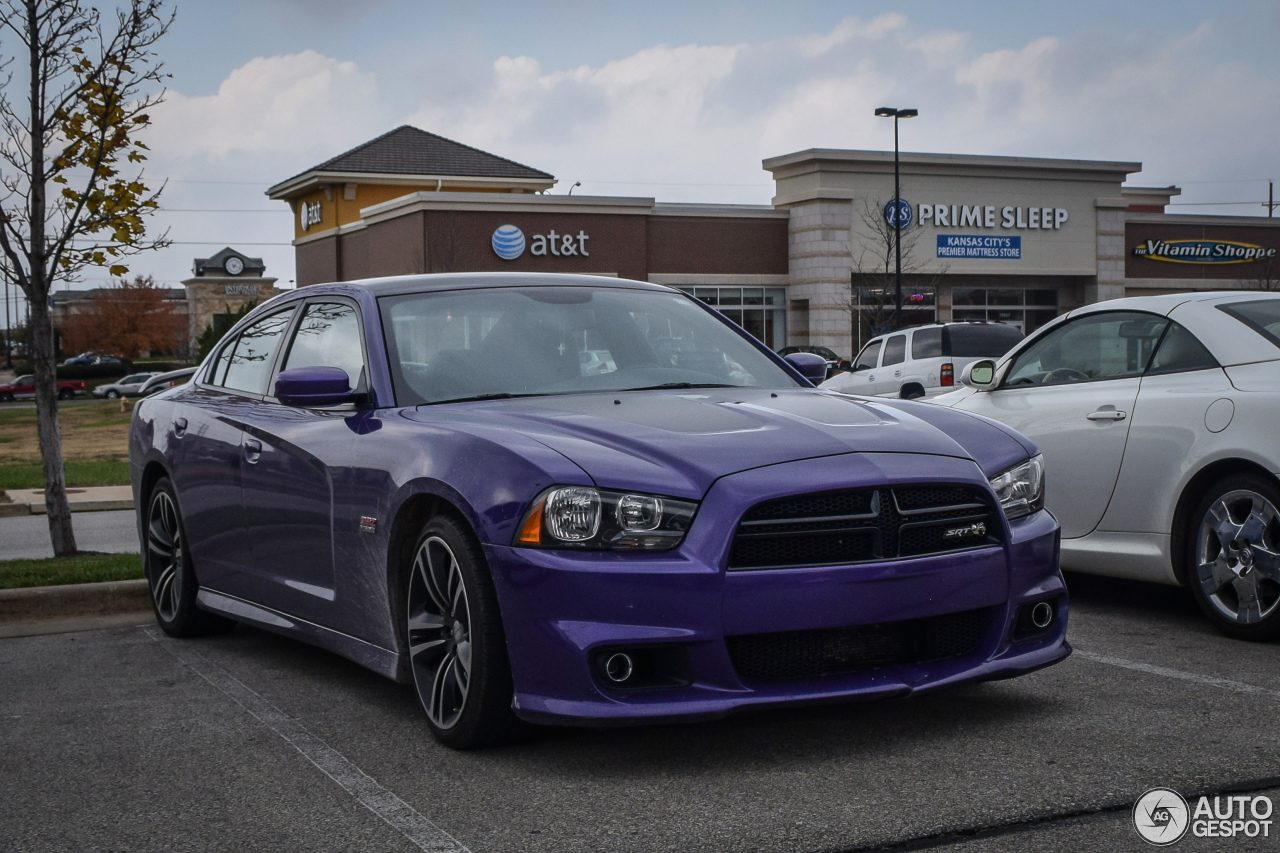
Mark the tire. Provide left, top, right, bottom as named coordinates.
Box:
left=901, top=385, right=926, bottom=401
left=1185, top=473, right=1280, bottom=641
left=106, top=390, right=120, bottom=399
left=57, top=389, right=73, bottom=400
left=405, top=514, right=523, bottom=749
left=144, top=477, right=235, bottom=637
left=0, top=392, right=12, bottom=403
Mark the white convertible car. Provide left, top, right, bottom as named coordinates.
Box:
left=930, top=292, right=1280, bottom=640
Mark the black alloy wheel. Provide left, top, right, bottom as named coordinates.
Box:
left=405, top=515, right=523, bottom=749
left=144, top=477, right=234, bottom=637
left=1186, top=474, right=1280, bottom=641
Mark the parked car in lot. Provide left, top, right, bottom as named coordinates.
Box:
left=130, top=273, right=1068, bottom=748
left=0, top=374, right=86, bottom=402
left=777, top=345, right=847, bottom=379
left=93, top=372, right=159, bottom=399
left=932, top=292, right=1280, bottom=639
left=823, top=322, right=1024, bottom=399
left=136, top=367, right=196, bottom=397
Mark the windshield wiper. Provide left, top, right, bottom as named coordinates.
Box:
left=619, top=382, right=736, bottom=392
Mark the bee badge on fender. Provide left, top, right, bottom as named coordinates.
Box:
left=943, top=521, right=987, bottom=540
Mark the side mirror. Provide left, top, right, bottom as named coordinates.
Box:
left=275, top=367, right=354, bottom=407
left=837, top=358, right=852, bottom=372
left=784, top=352, right=828, bottom=385
left=962, top=359, right=999, bottom=391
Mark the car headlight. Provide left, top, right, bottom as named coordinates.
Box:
left=515, top=486, right=698, bottom=550
left=988, top=454, right=1045, bottom=519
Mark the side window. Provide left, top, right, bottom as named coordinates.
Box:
left=882, top=334, right=907, bottom=366
left=1004, top=312, right=1168, bottom=387
left=911, top=328, right=943, bottom=360
left=210, top=340, right=234, bottom=386
left=282, top=302, right=366, bottom=387
left=221, top=309, right=296, bottom=396
left=1147, top=322, right=1217, bottom=375
left=854, top=340, right=882, bottom=371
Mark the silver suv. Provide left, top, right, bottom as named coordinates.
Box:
left=821, top=322, right=1024, bottom=399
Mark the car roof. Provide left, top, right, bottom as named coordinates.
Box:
left=1066, top=290, right=1277, bottom=319
left=309, top=272, right=676, bottom=299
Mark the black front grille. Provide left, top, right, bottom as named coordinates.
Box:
left=726, top=606, right=995, bottom=682
left=728, top=484, right=1000, bottom=570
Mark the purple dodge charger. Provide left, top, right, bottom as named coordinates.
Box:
left=130, top=273, right=1069, bottom=748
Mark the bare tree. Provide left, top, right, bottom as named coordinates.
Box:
left=847, top=197, right=948, bottom=349
left=1238, top=252, right=1280, bottom=291
left=0, top=0, right=171, bottom=555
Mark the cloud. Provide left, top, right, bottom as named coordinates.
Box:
left=150, top=50, right=384, bottom=163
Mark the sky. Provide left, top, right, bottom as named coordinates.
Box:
left=5, top=0, right=1280, bottom=304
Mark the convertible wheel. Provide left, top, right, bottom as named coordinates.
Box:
left=145, top=478, right=235, bottom=637
left=1187, top=475, right=1280, bottom=641
left=406, top=515, right=522, bottom=749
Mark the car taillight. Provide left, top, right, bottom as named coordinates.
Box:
left=941, top=363, right=954, bottom=386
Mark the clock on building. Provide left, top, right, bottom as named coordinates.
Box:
left=224, top=256, right=244, bottom=275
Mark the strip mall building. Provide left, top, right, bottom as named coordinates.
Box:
left=268, top=126, right=1280, bottom=357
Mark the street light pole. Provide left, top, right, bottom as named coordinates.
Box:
left=875, top=106, right=917, bottom=331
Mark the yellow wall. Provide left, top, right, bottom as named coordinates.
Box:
left=290, top=182, right=523, bottom=239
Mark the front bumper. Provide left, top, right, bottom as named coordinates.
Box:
left=487, top=453, right=1068, bottom=726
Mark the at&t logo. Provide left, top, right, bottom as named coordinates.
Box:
left=491, top=224, right=591, bottom=261
left=492, top=225, right=526, bottom=260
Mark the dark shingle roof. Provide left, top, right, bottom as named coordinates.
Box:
left=280, top=126, right=554, bottom=185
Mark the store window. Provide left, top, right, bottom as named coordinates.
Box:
left=952, top=288, right=1058, bottom=333
left=681, top=286, right=788, bottom=350
left=851, top=285, right=936, bottom=350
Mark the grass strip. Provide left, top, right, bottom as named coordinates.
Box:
left=0, top=552, right=142, bottom=590
left=0, top=458, right=130, bottom=490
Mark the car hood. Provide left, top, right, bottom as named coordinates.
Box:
left=403, top=388, right=1034, bottom=499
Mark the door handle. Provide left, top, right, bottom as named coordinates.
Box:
left=1086, top=410, right=1127, bottom=421
left=244, top=438, right=262, bottom=463
left=173, top=417, right=187, bottom=437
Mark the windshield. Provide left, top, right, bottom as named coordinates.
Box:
left=379, top=285, right=799, bottom=405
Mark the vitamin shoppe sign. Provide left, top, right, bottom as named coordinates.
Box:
left=1134, top=239, right=1278, bottom=265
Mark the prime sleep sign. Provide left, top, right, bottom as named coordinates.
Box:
left=938, top=234, right=1022, bottom=259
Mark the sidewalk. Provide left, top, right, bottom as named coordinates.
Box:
left=0, top=485, right=133, bottom=517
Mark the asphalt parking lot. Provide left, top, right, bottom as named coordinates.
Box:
left=3, top=572, right=1279, bottom=852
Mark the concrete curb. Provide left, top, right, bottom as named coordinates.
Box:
left=0, top=578, right=150, bottom=621
left=27, top=499, right=134, bottom=515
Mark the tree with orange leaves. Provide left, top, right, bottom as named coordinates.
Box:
left=60, top=274, right=184, bottom=359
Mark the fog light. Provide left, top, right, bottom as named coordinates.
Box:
left=604, top=653, right=634, bottom=683
left=1031, top=601, right=1054, bottom=629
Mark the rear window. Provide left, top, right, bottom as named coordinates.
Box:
left=1219, top=299, right=1280, bottom=350
left=882, top=335, right=907, bottom=366
left=910, top=328, right=943, bottom=359
left=944, top=324, right=1024, bottom=357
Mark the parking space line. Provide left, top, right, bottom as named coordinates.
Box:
left=1075, top=649, right=1280, bottom=700
left=142, top=627, right=469, bottom=853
